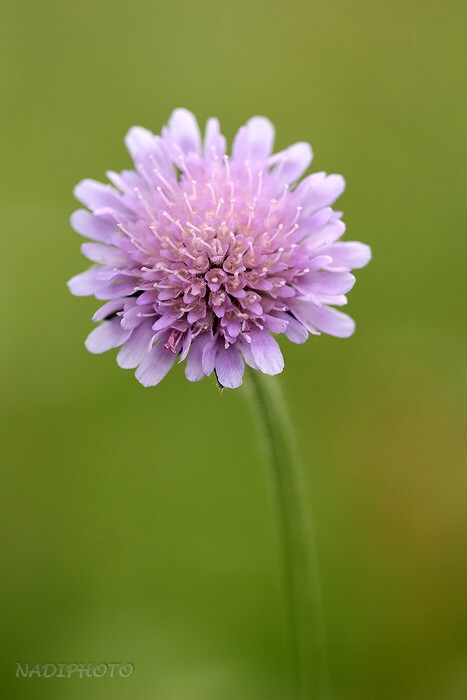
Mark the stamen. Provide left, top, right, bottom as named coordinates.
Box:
left=152, top=165, right=177, bottom=196
left=256, top=171, right=263, bottom=198
left=215, top=197, right=225, bottom=216
left=222, top=154, right=231, bottom=180
left=207, top=182, right=217, bottom=205
left=183, top=191, right=194, bottom=214
left=157, top=186, right=174, bottom=206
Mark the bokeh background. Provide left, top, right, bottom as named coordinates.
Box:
left=1, top=1, right=466, bottom=698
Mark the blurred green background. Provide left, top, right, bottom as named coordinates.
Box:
left=1, top=1, right=466, bottom=698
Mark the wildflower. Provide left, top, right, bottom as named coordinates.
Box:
left=68, top=109, right=370, bottom=388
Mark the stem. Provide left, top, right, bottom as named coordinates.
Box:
left=246, top=368, right=329, bottom=700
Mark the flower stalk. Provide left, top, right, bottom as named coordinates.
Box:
left=246, top=369, right=329, bottom=700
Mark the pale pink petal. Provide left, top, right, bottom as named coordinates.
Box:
left=163, top=108, right=201, bottom=156
left=249, top=330, right=284, bottom=375
left=201, top=336, right=219, bottom=376
left=70, top=210, right=116, bottom=242
left=297, top=172, right=346, bottom=216
left=92, top=299, right=125, bottom=322
left=125, top=127, right=172, bottom=176
left=304, top=217, right=346, bottom=251
left=323, top=242, right=372, bottom=270
left=135, top=342, right=177, bottom=386
left=67, top=268, right=108, bottom=296
left=185, top=333, right=211, bottom=382
left=269, top=142, right=312, bottom=187
left=85, top=317, right=131, bottom=354
left=204, top=118, right=226, bottom=160
left=297, top=271, right=356, bottom=295
left=291, top=300, right=355, bottom=338
left=74, top=179, right=130, bottom=216
left=275, top=312, right=309, bottom=344
left=81, top=243, right=130, bottom=266
left=125, top=126, right=156, bottom=160
left=232, top=116, right=275, bottom=161
left=117, top=323, right=154, bottom=369
left=215, top=345, right=245, bottom=388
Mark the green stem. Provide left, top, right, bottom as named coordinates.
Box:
left=246, top=368, right=329, bottom=700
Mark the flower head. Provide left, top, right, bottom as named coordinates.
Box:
left=68, top=109, right=371, bottom=388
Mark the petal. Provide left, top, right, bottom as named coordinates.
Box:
left=152, top=312, right=183, bottom=332
left=249, top=330, right=284, bottom=376
left=81, top=243, right=130, bottom=266
left=125, top=126, right=156, bottom=160
left=94, top=278, right=137, bottom=300
left=85, top=317, right=131, bottom=354
left=304, top=216, right=346, bottom=251
left=92, top=299, right=125, bottom=322
left=291, top=300, right=355, bottom=338
left=117, top=323, right=154, bottom=369
left=298, top=173, right=346, bottom=216
left=232, top=116, right=275, bottom=161
left=269, top=142, right=312, bottom=187
left=204, top=118, right=226, bottom=160
left=297, top=271, right=356, bottom=296
left=237, top=339, right=259, bottom=370
left=276, top=312, right=309, bottom=344
left=215, top=345, right=245, bottom=389
left=163, top=108, right=201, bottom=156
left=134, top=341, right=177, bottom=386
left=185, top=333, right=211, bottom=382
left=124, top=127, right=172, bottom=176
left=70, top=209, right=116, bottom=242
left=120, top=302, right=153, bottom=330
left=323, top=242, right=372, bottom=270
left=202, top=336, right=219, bottom=376
left=74, top=179, right=129, bottom=216
left=67, top=267, right=108, bottom=296
left=264, top=314, right=289, bottom=334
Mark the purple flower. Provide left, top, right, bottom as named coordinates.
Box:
left=68, top=109, right=371, bottom=388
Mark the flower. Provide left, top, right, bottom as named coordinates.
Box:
left=68, top=109, right=371, bottom=388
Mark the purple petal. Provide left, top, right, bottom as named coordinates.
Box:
left=264, top=314, right=289, bottom=334
left=291, top=300, right=355, bottom=338
left=124, top=127, right=172, bottom=176
left=249, top=330, right=284, bottom=375
left=70, top=209, right=116, bottom=243
left=67, top=267, right=108, bottom=297
left=276, top=313, right=309, bottom=344
left=323, top=242, right=372, bottom=270
left=125, top=126, right=156, bottom=160
left=237, top=338, right=259, bottom=370
left=134, top=342, right=177, bottom=387
left=117, top=323, right=154, bottom=369
left=298, top=173, right=346, bottom=216
left=269, top=142, right=312, bottom=187
left=92, top=299, right=125, bottom=322
left=204, top=118, right=226, bottom=160
left=81, top=243, right=130, bottom=266
left=304, top=217, right=346, bottom=251
left=185, top=333, right=211, bottom=382
left=120, top=302, right=153, bottom=330
left=74, top=179, right=129, bottom=216
left=297, top=271, right=356, bottom=295
left=164, top=108, right=201, bottom=156
left=202, top=336, right=219, bottom=376
left=152, top=312, right=182, bottom=332
left=85, top=317, right=131, bottom=354
left=215, top=345, right=245, bottom=388
left=232, top=116, right=275, bottom=161
left=94, top=279, right=137, bottom=300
